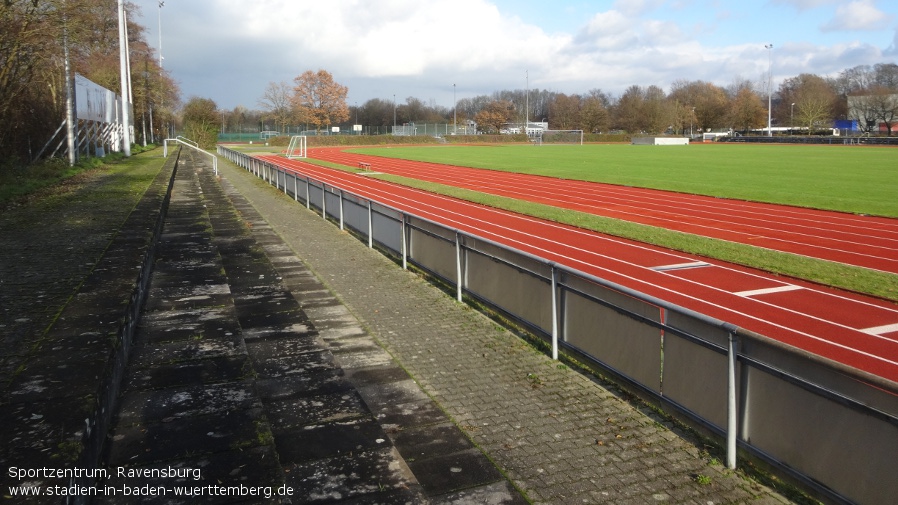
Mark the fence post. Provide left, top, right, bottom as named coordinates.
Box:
left=401, top=214, right=407, bottom=270
left=727, top=332, right=738, bottom=470
left=339, top=190, right=344, bottom=231
left=455, top=232, right=463, bottom=302
left=551, top=265, right=559, bottom=361
left=367, top=201, right=373, bottom=248
left=322, top=184, right=326, bottom=219
left=293, top=174, right=298, bottom=202
left=306, top=177, right=311, bottom=209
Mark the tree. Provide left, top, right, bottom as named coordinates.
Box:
left=868, top=86, right=898, bottom=136
left=580, top=96, right=610, bottom=133
left=549, top=94, right=581, bottom=130
left=181, top=97, right=219, bottom=148
left=291, top=69, right=349, bottom=132
left=357, top=98, right=394, bottom=128
left=642, top=85, right=671, bottom=134
left=474, top=100, right=514, bottom=133
left=0, top=0, right=177, bottom=160
left=614, top=85, right=646, bottom=133
left=258, top=81, right=294, bottom=133
left=782, top=74, right=836, bottom=133
left=728, top=86, right=766, bottom=132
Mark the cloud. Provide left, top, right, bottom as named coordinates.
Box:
left=882, top=28, right=898, bottom=56
left=771, top=0, right=837, bottom=10
left=611, top=0, right=666, bottom=17
left=821, top=0, right=894, bottom=31
left=140, top=0, right=898, bottom=110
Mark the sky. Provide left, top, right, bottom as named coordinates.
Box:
left=131, top=0, right=898, bottom=111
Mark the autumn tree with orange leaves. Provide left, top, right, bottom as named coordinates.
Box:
left=291, top=70, right=349, bottom=132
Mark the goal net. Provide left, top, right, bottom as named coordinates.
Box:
left=537, top=130, right=584, bottom=145
left=285, top=135, right=307, bottom=159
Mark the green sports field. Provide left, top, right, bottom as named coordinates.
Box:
left=349, top=143, right=898, bottom=217
left=334, top=142, right=898, bottom=301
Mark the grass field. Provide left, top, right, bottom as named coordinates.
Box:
left=314, top=142, right=897, bottom=301
left=348, top=143, right=898, bottom=217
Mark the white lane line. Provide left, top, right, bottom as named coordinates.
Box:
left=651, top=261, right=711, bottom=271
left=735, top=285, right=804, bottom=297
left=862, top=323, right=898, bottom=336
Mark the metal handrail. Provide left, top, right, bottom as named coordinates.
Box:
left=164, top=138, right=217, bottom=174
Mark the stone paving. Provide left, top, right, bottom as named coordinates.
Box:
left=0, top=148, right=798, bottom=504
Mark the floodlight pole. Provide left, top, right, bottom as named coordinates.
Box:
left=453, top=84, right=457, bottom=135
left=790, top=102, right=795, bottom=135
left=118, top=0, right=131, bottom=156
left=158, top=2, right=164, bottom=68
left=766, top=44, right=773, bottom=137
left=525, top=70, right=529, bottom=135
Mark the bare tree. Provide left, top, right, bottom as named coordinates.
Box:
left=783, top=74, right=837, bottom=132
left=868, top=86, right=898, bottom=136
left=258, top=81, right=294, bottom=133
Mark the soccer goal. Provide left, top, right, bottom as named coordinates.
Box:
left=285, top=135, right=307, bottom=159
left=537, top=130, right=584, bottom=145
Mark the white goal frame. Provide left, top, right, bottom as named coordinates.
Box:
left=286, top=135, right=307, bottom=159
left=537, top=130, right=584, bottom=145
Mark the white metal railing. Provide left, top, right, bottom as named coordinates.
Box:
left=165, top=138, right=217, bottom=174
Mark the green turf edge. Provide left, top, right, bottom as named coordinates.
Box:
left=303, top=157, right=898, bottom=303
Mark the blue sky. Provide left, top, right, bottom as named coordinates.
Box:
left=132, top=0, right=898, bottom=111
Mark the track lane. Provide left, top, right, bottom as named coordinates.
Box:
left=257, top=154, right=898, bottom=383
left=310, top=148, right=898, bottom=274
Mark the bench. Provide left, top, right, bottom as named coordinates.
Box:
left=358, top=161, right=371, bottom=171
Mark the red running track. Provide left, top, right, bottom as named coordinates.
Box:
left=308, top=147, right=898, bottom=275
left=257, top=154, right=898, bottom=384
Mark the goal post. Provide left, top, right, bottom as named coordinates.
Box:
left=285, top=135, right=307, bottom=159
left=538, top=130, right=584, bottom=145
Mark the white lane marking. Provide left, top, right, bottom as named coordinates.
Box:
left=651, top=261, right=711, bottom=271
left=862, top=323, right=898, bottom=336
left=735, top=285, right=804, bottom=297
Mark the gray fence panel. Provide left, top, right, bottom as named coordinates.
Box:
left=562, top=288, right=663, bottom=393
left=341, top=194, right=369, bottom=233
left=324, top=188, right=341, bottom=221
left=275, top=168, right=285, bottom=190
left=371, top=210, right=402, bottom=254
left=407, top=217, right=459, bottom=283
left=463, top=239, right=553, bottom=333
left=306, top=181, right=324, bottom=212
left=742, top=363, right=898, bottom=504
left=662, top=312, right=732, bottom=429
left=662, top=333, right=731, bottom=429
left=740, top=335, right=898, bottom=418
